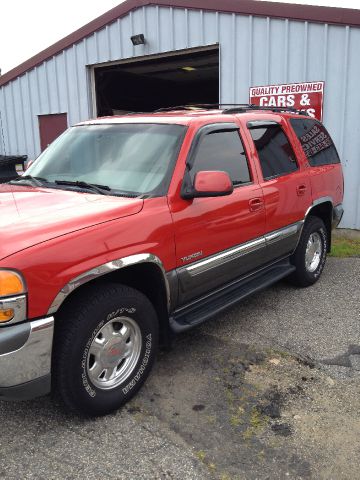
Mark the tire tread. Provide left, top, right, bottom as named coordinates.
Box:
left=288, top=215, right=328, bottom=288
left=52, top=283, right=158, bottom=416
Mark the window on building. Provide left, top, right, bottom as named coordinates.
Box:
left=290, top=118, right=340, bottom=167
left=190, top=130, right=251, bottom=186
left=249, top=124, right=298, bottom=180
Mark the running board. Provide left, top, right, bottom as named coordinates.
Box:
left=169, top=260, right=296, bottom=333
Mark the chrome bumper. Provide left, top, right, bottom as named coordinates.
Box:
left=0, top=317, right=54, bottom=400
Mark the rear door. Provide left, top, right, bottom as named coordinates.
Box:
left=289, top=118, right=344, bottom=207
left=169, top=122, right=266, bottom=306
left=243, top=118, right=312, bottom=263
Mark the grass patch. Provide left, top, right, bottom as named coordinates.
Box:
left=196, top=450, right=207, bottom=462
left=265, top=348, right=291, bottom=359
left=242, top=407, right=269, bottom=441
left=250, top=406, right=269, bottom=430
left=330, top=237, right=360, bottom=258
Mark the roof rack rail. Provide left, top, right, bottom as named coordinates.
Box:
left=153, top=104, right=255, bottom=112
left=222, top=105, right=309, bottom=115
left=152, top=104, right=309, bottom=115
left=154, top=105, right=208, bottom=112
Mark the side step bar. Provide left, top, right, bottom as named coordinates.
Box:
left=170, top=260, right=295, bottom=333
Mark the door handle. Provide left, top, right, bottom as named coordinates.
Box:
left=297, top=184, right=307, bottom=196
left=249, top=198, right=264, bottom=212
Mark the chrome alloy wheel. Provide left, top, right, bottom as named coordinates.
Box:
left=87, top=317, right=142, bottom=390
left=305, top=232, right=323, bottom=273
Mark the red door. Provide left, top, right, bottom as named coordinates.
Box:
left=243, top=118, right=312, bottom=262
left=168, top=122, right=266, bottom=306
left=38, top=114, right=68, bottom=151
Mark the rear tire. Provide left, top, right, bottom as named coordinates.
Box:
left=52, top=283, right=158, bottom=416
left=288, top=216, right=328, bottom=287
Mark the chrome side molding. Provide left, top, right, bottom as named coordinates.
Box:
left=184, top=221, right=303, bottom=278
left=186, top=238, right=265, bottom=277
left=47, top=254, right=170, bottom=315
left=265, top=223, right=303, bottom=245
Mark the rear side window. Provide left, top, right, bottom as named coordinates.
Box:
left=190, top=130, right=251, bottom=185
left=290, top=118, right=340, bottom=166
left=249, top=124, right=298, bottom=180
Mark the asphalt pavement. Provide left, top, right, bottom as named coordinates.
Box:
left=0, top=258, right=359, bottom=480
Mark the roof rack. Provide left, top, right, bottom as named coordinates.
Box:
left=222, top=105, right=309, bottom=115
left=119, top=104, right=247, bottom=115
left=152, top=104, right=309, bottom=115
left=153, top=104, right=219, bottom=113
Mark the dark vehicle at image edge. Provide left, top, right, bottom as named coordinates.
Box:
left=0, top=106, right=344, bottom=416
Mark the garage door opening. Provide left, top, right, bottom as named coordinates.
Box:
left=93, top=47, right=219, bottom=116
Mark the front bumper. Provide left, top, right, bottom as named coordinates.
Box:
left=0, top=317, right=54, bottom=400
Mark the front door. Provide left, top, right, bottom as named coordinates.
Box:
left=169, top=123, right=266, bottom=306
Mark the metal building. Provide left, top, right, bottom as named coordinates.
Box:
left=0, top=0, right=359, bottom=229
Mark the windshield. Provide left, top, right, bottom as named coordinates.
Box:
left=28, top=123, right=186, bottom=196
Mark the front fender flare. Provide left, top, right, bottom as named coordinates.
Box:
left=47, top=254, right=170, bottom=315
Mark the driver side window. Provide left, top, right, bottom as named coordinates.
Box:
left=190, top=129, right=251, bottom=186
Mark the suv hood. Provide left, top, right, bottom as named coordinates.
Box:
left=0, top=184, right=143, bottom=260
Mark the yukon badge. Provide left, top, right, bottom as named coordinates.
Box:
left=181, top=251, right=203, bottom=263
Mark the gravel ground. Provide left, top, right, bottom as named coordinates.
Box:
left=0, top=258, right=359, bottom=479
left=200, top=257, right=360, bottom=377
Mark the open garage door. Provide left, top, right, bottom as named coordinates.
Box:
left=93, top=47, right=219, bottom=116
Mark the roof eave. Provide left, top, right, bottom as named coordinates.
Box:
left=1, top=0, right=359, bottom=88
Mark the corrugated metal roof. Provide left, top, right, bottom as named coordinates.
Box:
left=1, top=0, right=360, bottom=88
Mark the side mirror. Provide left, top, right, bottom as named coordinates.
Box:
left=182, top=170, right=234, bottom=199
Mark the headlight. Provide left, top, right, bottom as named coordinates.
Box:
left=0, top=270, right=27, bottom=324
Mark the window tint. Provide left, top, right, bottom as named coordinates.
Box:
left=190, top=130, right=251, bottom=185
left=249, top=124, right=298, bottom=180
left=290, top=118, right=340, bottom=167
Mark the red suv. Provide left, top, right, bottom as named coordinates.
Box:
left=0, top=106, right=343, bottom=416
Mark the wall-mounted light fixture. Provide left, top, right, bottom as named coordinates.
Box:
left=131, top=34, right=146, bottom=46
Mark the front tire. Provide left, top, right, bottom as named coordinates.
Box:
left=53, top=284, right=158, bottom=416
left=288, top=216, right=328, bottom=287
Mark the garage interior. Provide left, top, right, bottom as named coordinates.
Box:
left=94, top=47, right=219, bottom=115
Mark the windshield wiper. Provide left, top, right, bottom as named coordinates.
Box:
left=54, top=180, right=112, bottom=195
left=9, top=175, right=48, bottom=186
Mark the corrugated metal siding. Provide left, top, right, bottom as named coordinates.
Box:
left=0, top=5, right=359, bottom=228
